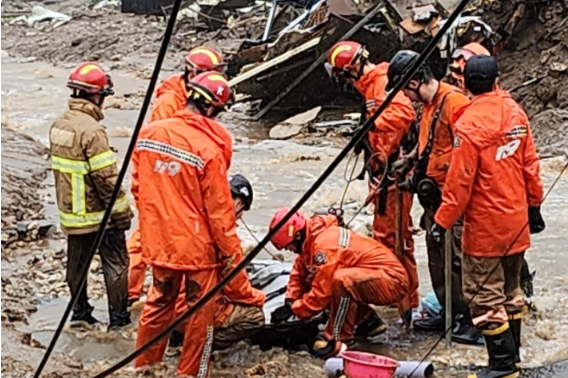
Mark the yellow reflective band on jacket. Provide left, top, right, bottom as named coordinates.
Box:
left=52, top=150, right=123, bottom=229
left=51, top=156, right=89, bottom=174
left=71, top=173, right=86, bottom=215
left=58, top=195, right=130, bottom=228
left=89, top=150, right=116, bottom=171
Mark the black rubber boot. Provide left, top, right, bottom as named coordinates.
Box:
left=71, top=303, right=99, bottom=325
left=469, top=323, right=519, bottom=378
left=355, top=312, right=387, bottom=338
left=452, top=320, right=482, bottom=345
left=108, top=311, right=132, bottom=330
left=413, top=313, right=445, bottom=332
left=508, top=315, right=522, bottom=364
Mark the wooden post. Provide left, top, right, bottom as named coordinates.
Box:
left=444, top=227, right=453, bottom=348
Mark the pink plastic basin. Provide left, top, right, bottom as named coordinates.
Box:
left=341, top=351, right=400, bottom=378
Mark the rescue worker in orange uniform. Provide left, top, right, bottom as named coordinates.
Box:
left=50, top=62, right=133, bottom=329
left=434, top=55, right=544, bottom=378
left=448, top=42, right=491, bottom=90
left=169, top=174, right=266, bottom=350
left=448, top=43, right=538, bottom=303
left=325, top=41, right=419, bottom=321
left=387, top=50, right=478, bottom=343
left=133, top=72, right=240, bottom=377
left=127, top=46, right=229, bottom=306
left=268, top=208, right=409, bottom=357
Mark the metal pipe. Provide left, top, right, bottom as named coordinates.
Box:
left=262, top=0, right=278, bottom=41
left=444, top=228, right=453, bottom=348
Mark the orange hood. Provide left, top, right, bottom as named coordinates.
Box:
left=172, top=109, right=233, bottom=168
left=303, top=214, right=339, bottom=251
left=459, top=90, right=527, bottom=150
left=155, top=74, right=186, bottom=99
left=354, top=62, right=389, bottom=95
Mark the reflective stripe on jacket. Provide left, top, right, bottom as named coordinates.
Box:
left=132, top=109, right=241, bottom=270
left=50, top=99, right=132, bottom=234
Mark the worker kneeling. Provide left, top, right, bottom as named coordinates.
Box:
left=268, top=209, right=409, bottom=358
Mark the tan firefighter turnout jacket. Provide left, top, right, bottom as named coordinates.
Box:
left=49, top=98, right=132, bottom=235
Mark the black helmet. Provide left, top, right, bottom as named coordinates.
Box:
left=386, top=50, right=420, bottom=91
left=229, top=174, right=253, bottom=211
left=464, top=55, right=499, bottom=82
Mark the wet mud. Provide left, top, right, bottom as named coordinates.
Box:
left=2, top=0, right=568, bottom=377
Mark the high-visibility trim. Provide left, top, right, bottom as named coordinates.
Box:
left=137, top=139, right=204, bottom=169
left=59, top=195, right=129, bottom=228
left=51, top=156, right=89, bottom=174
left=197, top=324, right=214, bottom=378
left=333, top=296, right=350, bottom=340
left=339, top=228, right=350, bottom=248
left=71, top=173, right=86, bottom=215
left=89, top=150, right=116, bottom=171
left=482, top=322, right=509, bottom=336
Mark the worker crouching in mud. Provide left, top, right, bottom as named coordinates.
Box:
left=49, top=62, right=133, bottom=330
left=268, top=208, right=409, bottom=358
left=132, top=72, right=243, bottom=377
left=435, top=56, right=544, bottom=378
left=325, top=41, right=419, bottom=324
left=387, top=50, right=478, bottom=343
left=127, top=46, right=230, bottom=307
left=169, top=174, right=266, bottom=351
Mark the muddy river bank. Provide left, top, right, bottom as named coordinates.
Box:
left=2, top=57, right=568, bottom=378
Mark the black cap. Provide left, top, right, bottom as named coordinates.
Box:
left=464, top=55, right=499, bottom=82
left=386, top=50, right=420, bottom=91
left=229, top=174, right=253, bottom=211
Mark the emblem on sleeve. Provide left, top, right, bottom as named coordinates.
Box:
left=314, top=251, right=327, bottom=266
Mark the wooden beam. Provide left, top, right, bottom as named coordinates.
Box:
left=252, top=2, right=384, bottom=120
left=228, top=36, right=321, bottom=87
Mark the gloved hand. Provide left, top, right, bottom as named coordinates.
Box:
left=431, top=223, right=445, bottom=244
left=221, top=255, right=235, bottom=276
left=397, top=176, right=416, bottom=193
left=528, top=206, right=545, bottom=234
left=111, top=209, right=133, bottom=231
left=270, top=303, right=294, bottom=324
left=391, top=155, right=414, bottom=176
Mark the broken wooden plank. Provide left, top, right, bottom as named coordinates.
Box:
left=252, top=2, right=385, bottom=120
left=228, top=36, right=321, bottom=87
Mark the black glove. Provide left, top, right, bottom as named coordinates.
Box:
left=431, top=223, right=445, bottom=244
left=397, top=176, right=416, bottom=193
left=391, top=155, right=414, bottom=177
left=528, top=206, right=545, bottom=234
left=270, top=303, right=294, bottom=324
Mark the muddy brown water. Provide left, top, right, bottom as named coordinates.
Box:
left=2, top=59, right=568, bottom=377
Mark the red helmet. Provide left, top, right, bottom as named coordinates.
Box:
left=450, top=42, right=491, bottom=80
left=185, top=46, right=225, bottom=77
left=67, top=62, right=114, bottom=96
left=269, top=208, right=306, bottom=250
left=326, top=41, right=369, bottom=79
left=186, top=71, right=233, bottom=109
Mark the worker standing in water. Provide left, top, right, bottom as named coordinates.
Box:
left=127, top=46, right=231, bottom=307
left=386, top=50, right=479, bottom=343
left=133, top=72, right=240, bottom=377
left=325, top=41, right=419, bottom=323
left=50, top=62, right=133, bottom=330
left=434, top=55, right=544, bottom=378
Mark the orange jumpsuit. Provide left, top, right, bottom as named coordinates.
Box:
left=132, top=109, right=240, bottom=377
left=127, top=74, right=235, bottom=310
left=290, top=223, right=409, bottom=342
left=354, top=63, right=418, bottom=311
left=435, top=90, right=543, bottom=326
